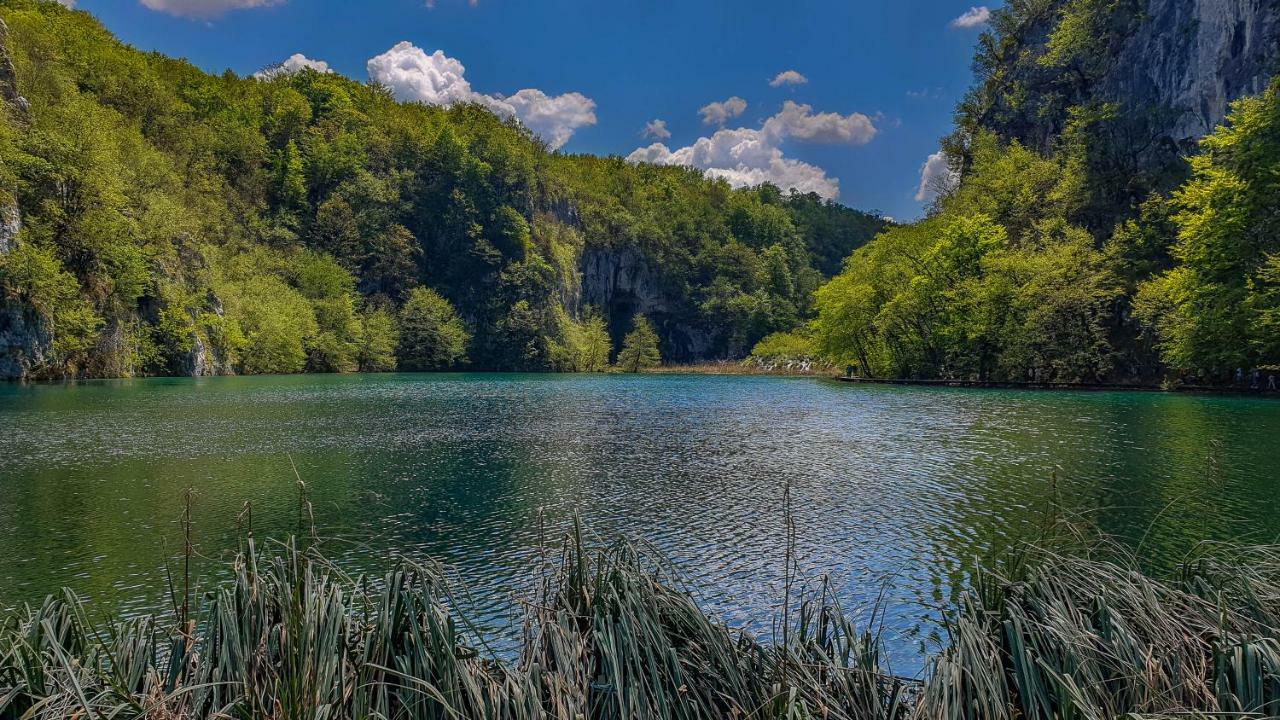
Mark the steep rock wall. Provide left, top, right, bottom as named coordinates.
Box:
left=1105, top=0, right=1280, bottom=142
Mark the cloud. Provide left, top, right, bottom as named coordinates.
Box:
left=949, top=6, right=991, bottom=28
left=766, top=101, right=876, bottom=144
left=628, top=132, right=840, bottom=199
left=367, top=41, right=475, bottom=105
left=491, top=89, right=596, bottom=150
left=769, top=70, right=808, bottom=87
left=627, top=102, right=878, bottom=201
left=139, top=0, right=283, bottom=19
left=698, top=96, right=747, bottom=126
left=253, top=53, right=331, bottom=80
left=366, top=42, right=594, bottom=149
left=914, top=151, right=958, bottom=202
left=55, top=0, right=74, bottom=6
left=641, top=119, right=671, bottom=140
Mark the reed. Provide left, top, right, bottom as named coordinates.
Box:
left=2, top=529, right=1278, bottom=719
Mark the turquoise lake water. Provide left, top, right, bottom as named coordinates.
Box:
left=1, top=373, right=1278, bottom=668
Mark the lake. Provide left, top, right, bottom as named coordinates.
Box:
left=1, top=373, right=1278, bottom=670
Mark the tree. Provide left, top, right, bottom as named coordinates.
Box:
left=616, top=314, right=661, bottom=372
left=397, top=287, right=469, bottom=370
left=550, top=308, right=612, bottom=372
left=357, top=306, right=398, bottom=372
left=1135, top=78, right=1280, bottom=378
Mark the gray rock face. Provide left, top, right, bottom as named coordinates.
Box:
left=578, top=246, right=714, bottom=360
left=579, top=246, right=664, bottom=315
left=0, top=301, right=50, bottom=380
left=1106, top=0, right=1280, bottom=142
left=0, top=201, right=18, bottom=255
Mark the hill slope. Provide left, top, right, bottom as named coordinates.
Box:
left=813, top=0, right=1280, bottom=384
left=0, top=0, right=885, bottom=379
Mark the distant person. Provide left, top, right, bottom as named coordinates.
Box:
left=845, top=364, right=854, bottom=378
left=1236, top=367, right=1244, bottom=385
left=1269, top=374, right=1277, bottom=391
left=1251, top=369, right=1260, bottom=389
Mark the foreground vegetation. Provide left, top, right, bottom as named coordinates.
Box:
left=3, top=526, right=1279, bottom=719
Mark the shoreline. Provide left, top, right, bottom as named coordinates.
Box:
left=644, top=361, right=832, bottom=377
left=834, top=374, right=1280, bottom=396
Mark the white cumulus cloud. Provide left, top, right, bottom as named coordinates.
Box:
left=139, top=0, right=283, bottom=19
left=698, top=96, right=747, bottom=126
left=55, top=0, right=75, bottom=7
left=254, top=53, right=331, bottom=80
left=766, top=101, right=876, bottom=144
left=641, top=119, right=671, bottom=140
left=367, top=41, right=475, bottom=105
left=914, top=151, right=959, bottom=202
left=627, top=102, right=878, bottom=201
left=366, top=41, right=596, bottom=149
left=769, top=70, right=808, bottom=87
left=950, top=6, right=991, bottom=28
left=491, top=89, right=596, bottom=150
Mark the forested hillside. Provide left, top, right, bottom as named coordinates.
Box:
left=812, top=0, right=1280, bottom=385
left=0, top=0, right=884, bottom=379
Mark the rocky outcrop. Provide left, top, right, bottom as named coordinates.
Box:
left=0, top=200, right=17, bottom=255
left=0, top=301, right=49, bottom=379
left=0, top=18, right=27, bottom=116
left=580, top=246, right=664, bottom=316
left=1105, top=0, right=1280, bottom=142
left=579, top=246, right=714, bottom=360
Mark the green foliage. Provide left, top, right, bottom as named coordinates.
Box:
left=397, top=286, right=468, bottom=371
left=814, top=137, right=1123, bottom=382
left=549, top=306, right=611, bottom=372
left=0, top=241, right=101, bottom=373
left=616, top=313, right=661, bottom=372
left=749, top=329, right=816, bottom=362
left=0, top=2, right=883, bottom=377
left=1136, top=79, right=1280, bottom=377
left=356, top=305, right=398, bottom=372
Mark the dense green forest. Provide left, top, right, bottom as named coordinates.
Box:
left=808, top=0, right=1280, bottom=385
left=4, top=0, right=1278, bottom=384
left=0, top=0, right=884, bottom=379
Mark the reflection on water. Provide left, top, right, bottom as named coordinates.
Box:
left=1, top=373, right=1278, bottom=669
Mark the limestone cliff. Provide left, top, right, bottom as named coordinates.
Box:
left=1105, top=0, right=1280, bottom=143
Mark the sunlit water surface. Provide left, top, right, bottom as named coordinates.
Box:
left=1, top=373, right=1278, bottom=671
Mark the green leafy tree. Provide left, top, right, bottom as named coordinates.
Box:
left=357, top=306, right=399, bottom=372
left=397, top=287, right=469, bottom=370
left=1135, top=79, right=1280, bottom=378
left=616, top=314, right=661, bottom=372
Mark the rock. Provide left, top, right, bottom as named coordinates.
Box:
left=579, top=246, right=716, bottom=360
left=0, top=18, right=28, bottom=121
left=1105, top=0, right=1280, bottom=142
left=0, top=300, right=50, bottom=380
left=0, top=201, right=18, bottom=255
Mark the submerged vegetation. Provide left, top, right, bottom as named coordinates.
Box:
left=2, top=525, right=1280, bottom=719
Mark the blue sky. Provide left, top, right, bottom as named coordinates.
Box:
left=66, top=0, right=995, bottom=220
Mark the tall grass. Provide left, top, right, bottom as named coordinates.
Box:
left=2, top=529, right=1279, bottom=719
